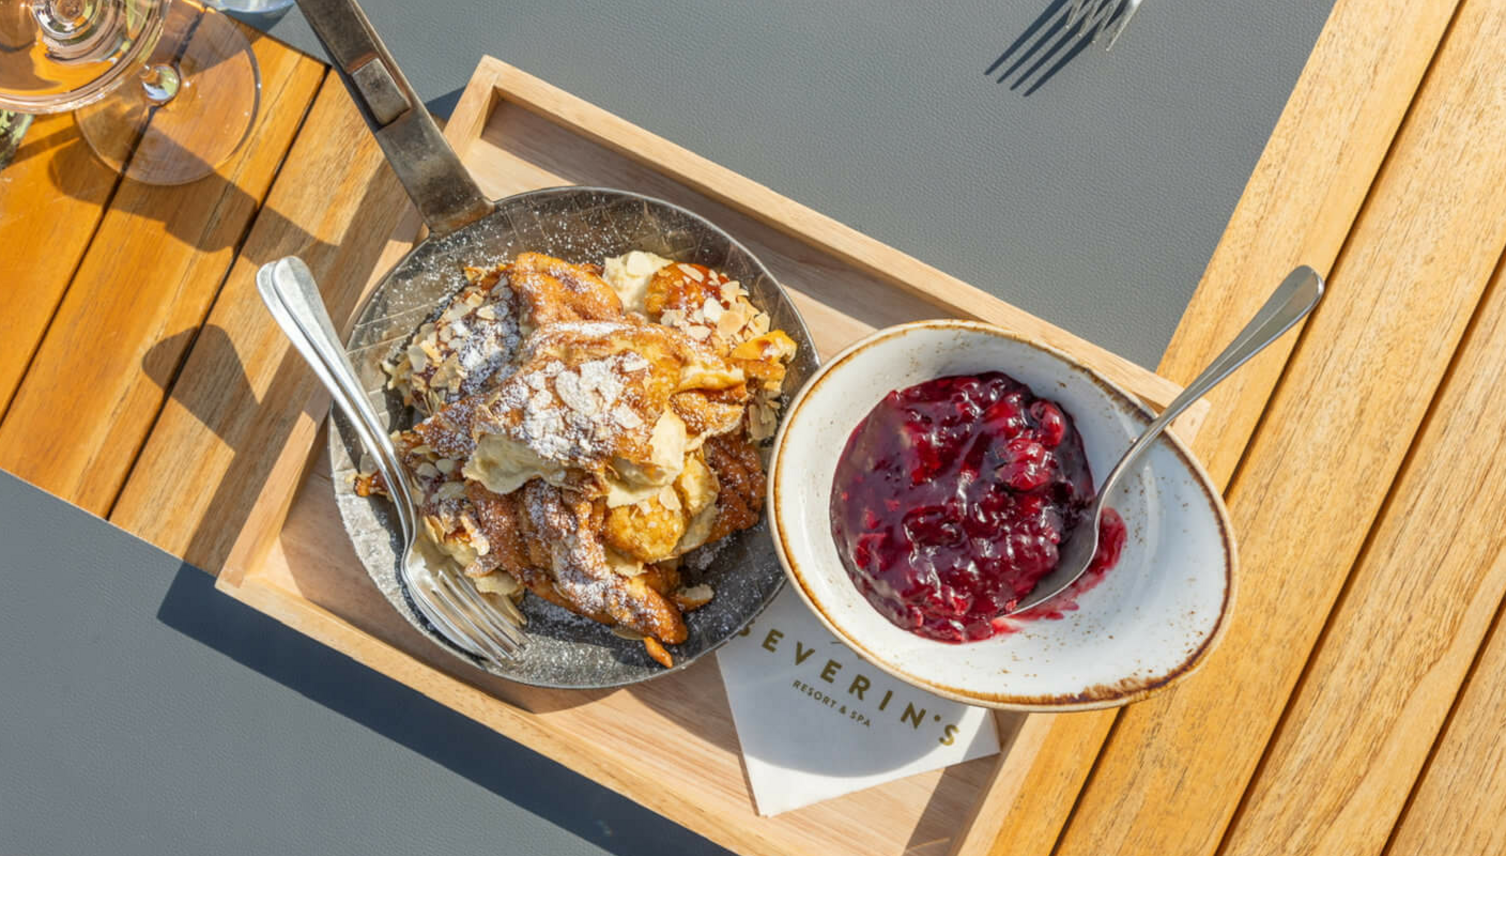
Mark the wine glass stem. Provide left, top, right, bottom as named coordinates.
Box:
left=139, top=62, right=180, bottom=105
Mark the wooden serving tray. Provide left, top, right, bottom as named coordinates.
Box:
left=219, top=57, right=1206, bottom=855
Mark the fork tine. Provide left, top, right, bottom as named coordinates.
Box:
left=435, top=567, right=525, bottom=658
left=409, top=562, right=510, bottom=663
left=440, top=565, right=528, bottom=651
left=406, top=568, right=490, bottom=659
left=425, top=574, right=517, bottom=664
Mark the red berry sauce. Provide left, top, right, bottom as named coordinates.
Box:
left=829, top=372, right=1126, bottom=643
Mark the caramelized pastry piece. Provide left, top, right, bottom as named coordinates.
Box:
left=643, top=262, right=734, bottom=317
left=521, top=480, right=688, bottom=643
left=642, top=635, right=674, bottom=668
left=466, top=321, right=744, bottom=495
left=603, top=488, right=687, bottom=563
left=604, top=446, right=724, bottom=562
left=507, top=252, right=623, bottom=330
left=702, top=431, right=766, bottom=543
left=460, top=480, right=615, bottom=627
left=671, top=384, right=749, bottom=440
left=462, top=482, right=534, bottom=579
left=643, top=261, right=772, bottom=354
left=640, top=561, right=681, bottom=599
left=410, top=393, right=485, bottom=461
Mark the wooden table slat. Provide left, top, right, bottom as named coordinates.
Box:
left=0, top=29, right=323, bottom=515
left=1390, top=569, right=1506, bottom=853
left=1221, top=248, right=1506, bottom=854
left=1055, top=0, right=1506, bottom=853
left=987, top=0, right=1461, bottom=855
left=0, top=115, right=123, bottom=419
left=109, top=78, right=411, bottom=572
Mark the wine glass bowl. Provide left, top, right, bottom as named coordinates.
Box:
left=0, top=0, right=167, bottom=113
left=0, top=0, right=260, bottom=184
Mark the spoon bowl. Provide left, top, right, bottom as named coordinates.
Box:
left=1014, top=265, right=1324, bottom=615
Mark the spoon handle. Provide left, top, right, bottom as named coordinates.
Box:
left=1099, top=265, right=1325, bottom=500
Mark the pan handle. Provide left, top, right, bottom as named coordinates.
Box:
left=295, top=0, right=495, bottom=236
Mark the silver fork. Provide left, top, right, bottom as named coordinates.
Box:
left=256, top=256, right=526, bottom=665
left=1068, top=0, right=1141, bottom=52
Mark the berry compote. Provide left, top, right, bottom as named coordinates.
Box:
left=830, top=372, right=1126, bottom=643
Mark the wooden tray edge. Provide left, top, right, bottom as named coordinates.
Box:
left=470, top=55, right=1204, bottom=425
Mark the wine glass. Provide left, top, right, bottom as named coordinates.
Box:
left=0, top=0, right=261, bottom=185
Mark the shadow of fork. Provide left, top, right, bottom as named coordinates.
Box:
left=985, top=0, right=1138, bottom=97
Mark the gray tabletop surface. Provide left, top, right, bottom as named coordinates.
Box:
left=0, top=471, right=722, bottom=853
left=242, top=0, right=1334, bottom=370
left=1, top=0, right=1332, bottom=854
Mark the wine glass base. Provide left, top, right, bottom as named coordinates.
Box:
left=74, top=5, right=260, bottom=186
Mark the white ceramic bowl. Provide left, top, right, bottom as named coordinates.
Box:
left=768, top=320, right=1236, bottom=711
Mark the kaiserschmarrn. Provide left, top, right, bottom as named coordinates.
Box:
left=357, top=250, right=796, bottom=667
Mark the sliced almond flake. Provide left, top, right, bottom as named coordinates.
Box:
left=660, top=309, right=682, bottom=327
left=686, top=324, right=712, bottom=342
left=432, top=357, right=462, bottom=391
left=423, top=515, right=445, bottom=542
left=436, top=482, right=467, bottom=501
left=680, top=583, right=713, bottom=602
left=435, top=458, right=457, bottom=474
left=475, top=305, right=497, bottom=320
left=410, top=443, right=433, bottom=456
left=658, top=484, right=682, bottom=511
left=678, top=263, right=704, bottom=282
left=463, top=265, right=487, bottom=283
left=422, top=340, right=444, bottom=364
left=416, top=462, right=441, bottom=478
left=751, top=311, right=770, bottom=334
left=716, top=303, right=749, bottom=338
left=612, top=405, right=644, bottom=429
left=459, top=512, right=489, bottom=556
left=672, top=583, right=714, bottom=610
left=407, top=344, right=429, bottom=371
left=701, top=297, right=724, bottom=324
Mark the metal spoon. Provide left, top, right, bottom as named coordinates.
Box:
left=1011, top=265, right=1325, bottom=615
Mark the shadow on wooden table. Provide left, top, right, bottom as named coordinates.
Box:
left=38, top=127, right=378, bottom=266
left=128, top=161, right=412, bottom=573
left=153, top=562, right=729, bottom=854
left=8, top=116, right=92, bottom=170
left=139, top=322, right=286, bottom=570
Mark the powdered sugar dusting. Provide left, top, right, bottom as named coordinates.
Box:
left=524, top=481, right=635, bottom=621
left=487, top=346, right=648, bottom=467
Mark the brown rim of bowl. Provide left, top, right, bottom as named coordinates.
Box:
left=766, top=319, right=1238, bottom=712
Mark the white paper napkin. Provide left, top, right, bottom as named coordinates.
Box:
left=716, top=584, right=1000, bottom=816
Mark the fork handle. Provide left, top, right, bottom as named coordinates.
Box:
left=255, top=257, right=419, bottom=541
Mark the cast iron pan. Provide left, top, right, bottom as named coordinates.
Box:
left=297, top=0, right=817, bottom=687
